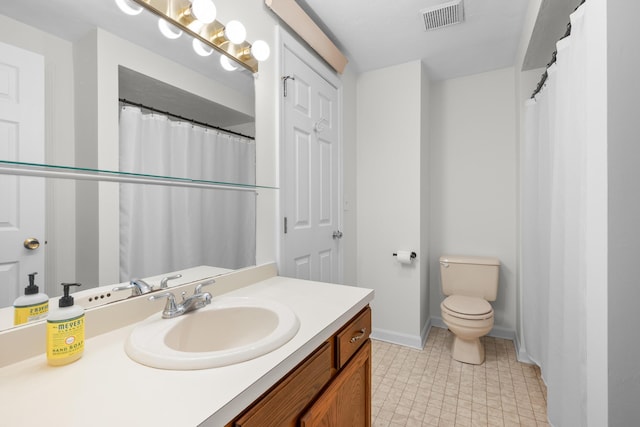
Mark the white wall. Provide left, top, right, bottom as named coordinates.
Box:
left=608, top=0, right=640, bottom=424
left=429, top=67, right=517, bottom=335
left=341, top=65, right=359, bottom=286
left=419, top=65, right=431, bottom=330
left=0, top=15, right=76, bottom=297
left=513, top=0, right=544, bottom=357
left=356, top=60, right=430, bottom=347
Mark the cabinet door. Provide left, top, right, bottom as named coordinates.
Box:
left=232, top=342, right=332, bottom=427
left=300, top=339, right=371, bottom=427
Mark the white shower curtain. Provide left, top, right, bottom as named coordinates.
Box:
left=119, top=106, right=256, bottom=280
left=521, top=2, right=606, bottom=426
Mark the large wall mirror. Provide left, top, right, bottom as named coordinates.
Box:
left=0, top=0, right=265, bottom=331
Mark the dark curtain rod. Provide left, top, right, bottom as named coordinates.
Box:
left=118, top=98, right=255, bottom=141
left=530, top=0, right=587, bottom=99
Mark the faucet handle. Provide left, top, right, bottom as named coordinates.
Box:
left=149, top=291, right=179, bottom=318
left=160, top=274, right=182, bottom=289
left=195, top=279, right=215, bottom=294
left=112, top=283, right=133, bottom=292
left=114, top=279, right=153, bottom=296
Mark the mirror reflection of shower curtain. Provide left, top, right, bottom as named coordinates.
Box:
left=118, top=106, right=256, bottom=280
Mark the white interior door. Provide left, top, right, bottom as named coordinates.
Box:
left=0, top=42, right=45, bottom=307
left=281, top=46, right=342, bottom=283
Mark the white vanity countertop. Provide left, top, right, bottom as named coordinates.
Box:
left=0, top=275, right=374, bottom=427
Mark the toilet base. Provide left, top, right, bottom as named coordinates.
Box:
left=451, top=335, right=485, bottom=365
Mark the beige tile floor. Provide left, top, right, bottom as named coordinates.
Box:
left=371, top=327, right=548, bottom=427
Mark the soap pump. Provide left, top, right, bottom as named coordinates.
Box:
left=46, top=283, right=85, bottom=366
left=13, top=272, right=49, bottom=326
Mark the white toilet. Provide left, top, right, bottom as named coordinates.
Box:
left=439, top=255, right=500, bottom=365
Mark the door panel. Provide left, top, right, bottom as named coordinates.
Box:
left=294, top=256, right=311, bottom=280
left=282, top=47, right=341, bottom=283
left=293, top=128, right=311, bottom=228
left=319, top=250, right=332, bottom=283
left=293, top=75, right=311, bottom=115
left=318, top=138, right=332, bottom=224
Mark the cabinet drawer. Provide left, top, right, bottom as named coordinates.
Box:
left=233, top=341, right=332, bottom=427
left=336, top=307, right=371, bottom=369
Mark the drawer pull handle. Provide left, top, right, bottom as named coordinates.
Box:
left=349, top=328, right=367, bottom=343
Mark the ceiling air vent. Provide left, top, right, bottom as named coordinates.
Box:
left=421, top=0, right=465, bottom=31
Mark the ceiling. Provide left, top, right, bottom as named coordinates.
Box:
left=297, top=0, right=531, bottom=80
left=295, top=0, right=583, bottom=80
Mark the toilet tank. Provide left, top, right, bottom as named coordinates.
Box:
left=439, top=255, right=500, bottom=301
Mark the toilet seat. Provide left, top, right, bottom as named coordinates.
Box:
left=442, top=295, right=493, bottom=320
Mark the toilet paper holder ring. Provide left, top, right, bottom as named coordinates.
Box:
left=393, top=251, right=417, bottom=259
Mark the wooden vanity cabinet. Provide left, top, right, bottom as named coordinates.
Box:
left=226, top=306, right=371, bottom=427
left=299, top=339, right=371, bottom=426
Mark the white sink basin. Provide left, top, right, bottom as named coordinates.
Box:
left=125, top=297, right=300, bottom=370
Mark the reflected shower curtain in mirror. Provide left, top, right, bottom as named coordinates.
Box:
left=118, top=106, right=256, bottom=280
left=521, top=2, right=606, bottom=426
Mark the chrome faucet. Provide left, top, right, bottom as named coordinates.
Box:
left=149, top=279, right=215, bottom=319
left=113, top=278, right=154, bottom=296
left=160, top=273, right=182, bottom=289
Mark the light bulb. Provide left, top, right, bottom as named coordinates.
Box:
left=115, top=0, right=143, bottom=16
left=191, top=0, right=217, bottom=24
left=225, top=20, right=246, bottom=44
left=192, top=39, right=213, bottom=56
left=251, top=40, right=270, bottom=62
left=220, top=55, right=238, bottom=71
left=158, top=19, right=182, bottom=39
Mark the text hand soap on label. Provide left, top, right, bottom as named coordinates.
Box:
left=47, top=283, right=85, bottom=366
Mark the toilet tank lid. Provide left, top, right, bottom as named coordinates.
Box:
left=440, top=255, right=500, bottom=266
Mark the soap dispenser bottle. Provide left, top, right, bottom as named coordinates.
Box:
left=47, top=283, right=84, bottom=366
left=13, top=272, right=49, bottom=326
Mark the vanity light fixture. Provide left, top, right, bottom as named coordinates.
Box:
left=251, top=40, right=271, bottom=62
left=115, top=0, right=143, bottom=15
left=220, top=55, right=238, bottom=71
left=224, top=20, right=247, bottom=45
left=158, top=18, right=183, bottom=39
left=189, top=0, right=217, bottom=24
left=192, top=38, right=214, bottom=56
left=117, top=0, right=270, bottom=73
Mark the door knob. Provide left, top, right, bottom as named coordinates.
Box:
left=332, top=230, right=343, bottom=239
left=24, top=238, right=40, bottom=250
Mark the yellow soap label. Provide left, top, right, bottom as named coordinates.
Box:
left=47, top=314, right=85, bottom=360
left=14, top=301, right=49, bottom=325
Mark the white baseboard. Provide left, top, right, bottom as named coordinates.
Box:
left=430, top=315, right=515, bottom=340
left=514, top=333, right=535, bottom=364
left=372, top=316, right=540, bottom=374
left=430, top=316, right=447, bottom=330
left=383, top=316, right=534, bottom=357
left=420, top=318, right=432, bottom=348
left=371, top=318, right=433, bottom=350
left=371, top=316, right=538, bottom=366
